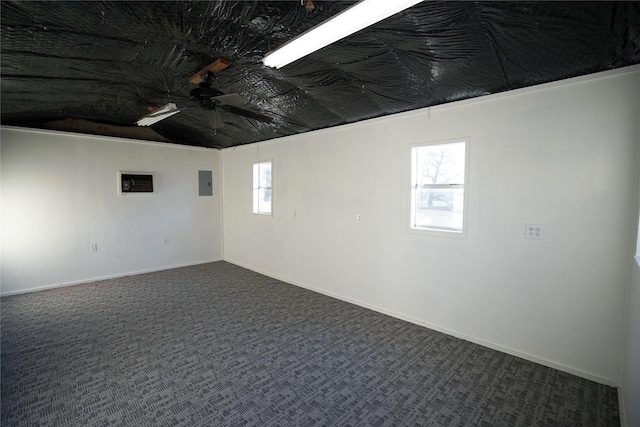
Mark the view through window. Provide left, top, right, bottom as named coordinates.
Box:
left=411, top=141, right=467, bottom=233
left=253, top=161, right=272, bottom=215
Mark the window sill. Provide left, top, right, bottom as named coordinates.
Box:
left=408, top=226, right=467, bottom=239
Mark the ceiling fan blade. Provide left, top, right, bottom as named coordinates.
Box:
left=188, top=58, right=230, bottom=85
left=222, top=105, right=274, bottom=124
left=206, top=109, right=225, bottom=129
left=212, top=93, right=251, bottom=109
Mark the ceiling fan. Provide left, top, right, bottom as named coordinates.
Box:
left=136, top=58, right=273, bottom=129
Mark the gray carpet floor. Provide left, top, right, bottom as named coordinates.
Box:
left=1, top=261, right=619, bottom=426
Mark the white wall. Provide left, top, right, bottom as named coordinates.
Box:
left=1, top=128, right=223, bottom=295
left=222, top=66, right=640, bottom=385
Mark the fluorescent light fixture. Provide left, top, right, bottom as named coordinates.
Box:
left=262, top=0, right=423, bottom=69
left=136, top=103, right=180, bottom=126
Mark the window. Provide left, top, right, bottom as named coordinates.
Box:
left=253, top=161, right=272, bottom=215
left=636, top=215, right=640, bottom=266
left=410, top=140, right=467, bottom=234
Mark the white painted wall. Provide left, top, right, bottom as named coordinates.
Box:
left=222, top=66, right=640, bottom=385
left=1, top=128, right=223, bottom=295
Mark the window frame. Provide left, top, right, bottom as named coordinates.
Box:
left=252, top=160, right=273, bottom=216
left=409, top=138, right=469, bottom=238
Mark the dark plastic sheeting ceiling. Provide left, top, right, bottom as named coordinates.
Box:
left=2, top=1, right=639, bottom=149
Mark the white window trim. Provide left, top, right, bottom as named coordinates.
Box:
left=408, top=138, right=469, bottom=239
left=253, top=160, right=273, bottom=216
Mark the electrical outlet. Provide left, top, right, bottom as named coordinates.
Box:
left=525, top=224, right=544, bottom=240
left=356, top=213, right=362, bottom=223
left=164, top=237, right=170, bottom=245
left=89, top=243, right=98, bottom=252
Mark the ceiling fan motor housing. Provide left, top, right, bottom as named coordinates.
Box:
left=190, top=87, right=224, bottom=110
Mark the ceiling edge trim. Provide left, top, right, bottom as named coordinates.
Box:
left=0, top=125, right=221, bottom=152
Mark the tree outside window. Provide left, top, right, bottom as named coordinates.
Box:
left=411, top=141, right=466, bottom=233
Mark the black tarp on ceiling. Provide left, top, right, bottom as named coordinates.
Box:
left=2, top=1, right=639, bottom=149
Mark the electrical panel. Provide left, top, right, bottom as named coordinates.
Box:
left=199, top=170, right=212, bottom=196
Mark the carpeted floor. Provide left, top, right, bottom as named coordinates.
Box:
left=1, top=261, right=619, bottom=426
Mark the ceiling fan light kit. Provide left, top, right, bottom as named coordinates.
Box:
left=136, top=103, right=180, bottom=126
left=135, top=57, right=274, bottom=130
left=262, top=0, right=423, bottom=69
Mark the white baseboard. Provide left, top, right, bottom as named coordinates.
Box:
left=0, top=258, right=223, bottom=297
left=225, top=258, right=618, bottom=388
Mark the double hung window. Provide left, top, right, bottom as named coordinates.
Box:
left=410, top=140, right=467, bottom=234
left=253, top=161, right=272, bottom=215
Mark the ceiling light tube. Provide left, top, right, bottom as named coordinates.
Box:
left=136, top=103, right=180, bottom=126
left=262, top=0, right=423, bottom=69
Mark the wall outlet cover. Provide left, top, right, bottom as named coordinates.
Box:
left=525, top=224, right=544, bottom=240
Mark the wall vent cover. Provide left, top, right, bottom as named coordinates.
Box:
left=120, top=173, right=154, bottom=193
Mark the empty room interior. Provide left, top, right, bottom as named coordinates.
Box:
left=1, top=1, right=640, bottom=426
